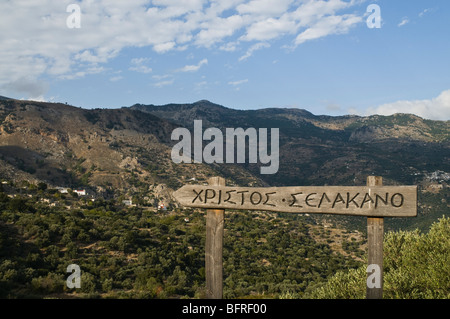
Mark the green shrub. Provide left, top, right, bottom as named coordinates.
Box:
left=305, top=217, right=450, bottom=299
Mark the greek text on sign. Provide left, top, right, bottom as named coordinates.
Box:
left=173, top=185, right=417, bottom=217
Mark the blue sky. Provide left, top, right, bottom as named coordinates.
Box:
left=1, top=0, right=450, bottom=120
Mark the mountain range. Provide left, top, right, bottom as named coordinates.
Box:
left=131, top=100, right=449, bottom=186
left=0, top=97, right=448, bottom=230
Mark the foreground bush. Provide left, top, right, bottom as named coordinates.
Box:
left=304, top=217, right=450, bottom=299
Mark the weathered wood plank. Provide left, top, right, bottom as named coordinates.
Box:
left=205, top=177, right=225, bottom=299
left=366, top=176, right=384, bottom=299
left=173, top=185, right=417, bottom=217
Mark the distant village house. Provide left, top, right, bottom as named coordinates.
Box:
left=122, top=199, right=135, bottom=207
left=57, top=187, right=69, bottom=194
left=74, top=189, right=86, bottom=196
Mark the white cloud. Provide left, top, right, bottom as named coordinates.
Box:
left=365, top=90, right=450, bottom=121
left=419, top=8, right=431, bottom=18
left=110, top=76, right=123, bottom=82
left=241, top=16, right=297, bottom=41
left=152, top=74, right=172, bottom=80
left=129, top=58, right=153, bottom=74
left=228, top=79, right=248, bottom=86
left=237, top=0, right=293, bottom=17
left=295, top=14, right=362, bottom=46
left=239, top=42, right=270, bottom=61
left=0, top=0, right=365, bottom=99
left=60, top=66, right=106, bottom=80
left=398, top=17, right=409, bottom=27
left=4, top=77, right=49, bottom=100
left=177, top=58, right=208, bottom=72
left=291, top=0, right=355, bottom=26
left=219, top=41, right=239, bottom=52
left=228, top=78, right=248, bottom=91
left=131, top=58, right=149, bottom=65
left=195, top=15, right=246, bottom=47
left=154, top=42, right=177, bottom=53
left=153, top=79, right=175, bottom=88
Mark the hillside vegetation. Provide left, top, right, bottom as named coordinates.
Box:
left=0, top=183, right=364, bottom=299
left=0, top=182, right=448, bottom=299
left=304, top=217, right=450, bottom=299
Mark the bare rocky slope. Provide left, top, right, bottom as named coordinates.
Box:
left=0, top=99, right=266, bottom=204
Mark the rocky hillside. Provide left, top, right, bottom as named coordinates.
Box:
left=132, top=100, right=450, bottom=187
left=0, top=99, right=264, bottom=204
left=0, top=97, right=448, bottom=233
left=1, top=98, right=449, bottom=214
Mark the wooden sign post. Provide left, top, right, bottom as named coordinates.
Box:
left=366, top=176, right=384, bottom=299
left=173, top=176, right=417, bottom=299
left=205, top=177, right=225, bottom=299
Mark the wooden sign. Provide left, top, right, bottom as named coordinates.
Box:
left=174, top=177, right=418, bottom=300
left=173, top=185, right=417, bottom=217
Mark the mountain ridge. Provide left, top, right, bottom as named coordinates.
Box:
left=0, top=97, right=449, bottom=232
left=1, top=97, right=449, bottom=192
left=130, top=100, right=449, bottom=141
left=129, top=100, right=450, bottom=186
